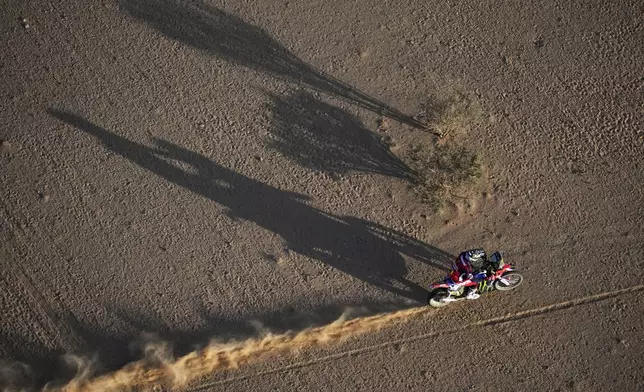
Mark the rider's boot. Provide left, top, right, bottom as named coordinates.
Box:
left=465, top=288, right=480, bottom=300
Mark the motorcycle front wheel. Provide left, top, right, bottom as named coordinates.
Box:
left=428, top=289, right=451, bottom=308
left=494, top=272, right=523, bottom=291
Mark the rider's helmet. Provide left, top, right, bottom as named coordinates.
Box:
left=464, top=249, right=487, bottom=269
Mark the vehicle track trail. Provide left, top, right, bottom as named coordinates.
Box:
left=57, top=284, right=644, bottom=392
left=0, top=200, right=84, bottom=355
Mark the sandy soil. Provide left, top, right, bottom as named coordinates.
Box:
left=1, top=0, right=643, bottom=390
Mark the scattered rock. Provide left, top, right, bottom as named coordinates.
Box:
left=534, top=38, right=545, bottom=49
left=358, top=47, right=370, bottom=59
left=20, top=17, right=30, bottom=29
left=0, top=140, right=11, bottom=153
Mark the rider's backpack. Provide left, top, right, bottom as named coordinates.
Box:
left=489, top=252, right=504, bottom=270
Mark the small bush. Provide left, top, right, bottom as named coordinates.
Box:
left=406, top=143, right=483, bottom=211
left=429, top=87, right=486, bottom=137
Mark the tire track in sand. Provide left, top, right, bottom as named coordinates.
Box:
left=190, top=283, right=644, bottom=389
left=192, top=283, right=644, bottom=389
left=57, top=284, right=644, bottom=392
left=0, top=199, right=85, bottom=354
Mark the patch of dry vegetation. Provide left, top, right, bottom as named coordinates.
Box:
left=402, top=87, right=486, bottom=211
left=407, top=144, right=482, bottom=211
left=431, top=87, right=486, bottom=138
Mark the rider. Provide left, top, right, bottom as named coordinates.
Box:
left=448, top=249, right=489, bottom=299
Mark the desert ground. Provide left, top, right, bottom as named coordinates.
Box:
left=1, top=0, right=643, bottom=390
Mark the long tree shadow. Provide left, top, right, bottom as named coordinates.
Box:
left=49, top=110, right=452, bottom=303
left=266, top=91, right=414, bottom=179
left=120, top=0, right=428, bottom=129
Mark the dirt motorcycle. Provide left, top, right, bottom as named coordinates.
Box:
left=427, top=252, right=523, bottom=307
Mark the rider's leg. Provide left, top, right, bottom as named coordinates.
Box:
left=465, top=287, right=480, bottom=299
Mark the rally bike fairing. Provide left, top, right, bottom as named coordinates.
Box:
left=427, top=252, right=523, bottom=307
left=430, top=263, right=517, bottom=291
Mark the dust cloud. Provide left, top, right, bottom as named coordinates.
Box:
left=54, top=305, right=429, bottom=392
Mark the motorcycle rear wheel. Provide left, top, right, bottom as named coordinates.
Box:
left=428, top=290, right=451, bottom=308
left=494, top=272, right=523, bottom=291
